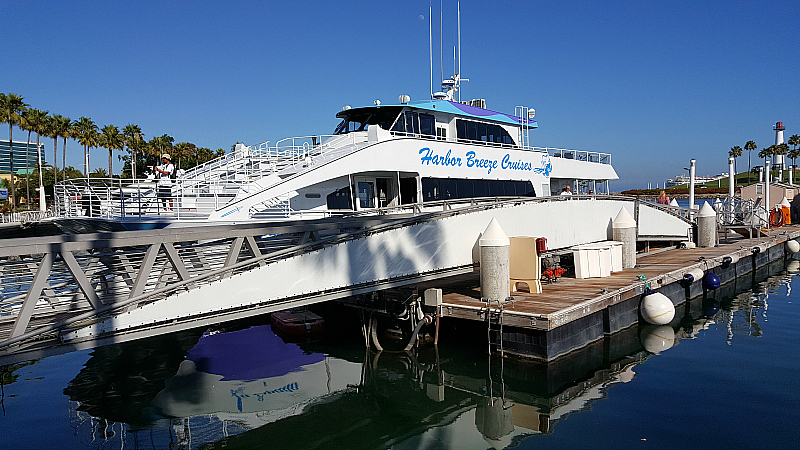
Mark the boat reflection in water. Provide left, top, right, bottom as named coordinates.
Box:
left=60, top=260, right=787, bottom=449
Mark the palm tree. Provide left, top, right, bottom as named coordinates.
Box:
left=100, top=124, right=123, bottom=177
left=775, top=143, right=789, bottom=181
left=789, top=134, right=800, bottom=154
left=73, top=117, right=99, bottom=177
left=122, top=124, right=143, bottom=179
left=759, top=146, right=773, bottom=181
left=197, top=147, right=214, bottom=164
left=26, top=108, right=50, bottom=210
left=0, top=93, right=29, bottom=211
left=789, top=134, right=800, bottom=183
left=49, top=115, right=71, bottom=184
left=18, top=109, right=33, bottom=208
left=174, top=142, right=196, bottom=170
left=744, top=140, right=757, bottom=184
left=729, top=145, right=742, bottom=180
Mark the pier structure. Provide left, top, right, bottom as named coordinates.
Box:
left=1, top=193, right=789, bottom=364
left=0, top=195, right=692, bottom=361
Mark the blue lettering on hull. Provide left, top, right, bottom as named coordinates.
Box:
left=420, top=147, right=549, bottom=177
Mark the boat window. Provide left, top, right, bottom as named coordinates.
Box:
left=327, top=186, right=353, bottom=210
left=391, top=111, right=436, bottom=138
left=473, top=179, right=489, bottom=197
left=334, top=107, right=403, bottom=135
left=421, top=177, right=535, bottom=201
left=455, top=119, right=515, bottom=146
left=422, top=178, right=439, bottom=201
left=439, top=178, right=458, bottom=200
left=456, top=179, right=473, bottom=198
left=356, top=182, right=375, bottom=208
left=419, top=114, right=435, bottom=137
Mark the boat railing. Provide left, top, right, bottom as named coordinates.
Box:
left=546, top=148, right=611, bottom=165
left=54, top=177, right=246, bottom=221
left=388, top=131, right=611, bottom=164
left=1, top=209, right=56, bottom=224
left=181, top=134, right=361, bottom=183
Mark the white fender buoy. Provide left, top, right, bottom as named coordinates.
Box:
left=640, top=291, right=675, bottom=325
left=720, top=254, right=739, bottom=268
left=640, top=325, right=675, bottom=354
left=753, top=244, right=768, bottom=254
left=683, top=267, right=705, bottom=283
left=786, top=239, right=800, bottom=254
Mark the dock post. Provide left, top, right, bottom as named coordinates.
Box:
left=765, top=160, right=771, bottom=214
left=728, top=156, right=735, bottom=199
left=697, top=202, right=716, bottom=247
left=613, top=207, right=637, bottom=269
left=688, top=159, right=696, bottom=217
left=480, top=218, right=510, bottom=302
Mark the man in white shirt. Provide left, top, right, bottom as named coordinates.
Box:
left=153, top=154, right=175, bottom=211
left=560, top=186, right=572, bottom=196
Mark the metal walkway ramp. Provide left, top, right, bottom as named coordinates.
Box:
left=0, top=196, right=692, bottom=360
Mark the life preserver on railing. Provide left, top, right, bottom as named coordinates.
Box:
left=769, top=208, right=785, bottom=227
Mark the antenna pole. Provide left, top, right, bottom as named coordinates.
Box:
left=429, top=4, right=433, bottom=99
left=440, top=0, right=443, bottom=87
left=458, top=1, right=461, bottom=101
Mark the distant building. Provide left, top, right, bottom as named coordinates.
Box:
left=0, top=140, right=47, bottom=178
left=740, top=181, right=799, bottom=212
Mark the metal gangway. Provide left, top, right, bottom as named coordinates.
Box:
left=0, top=195, right=694, bottom=361
left=715, top=196, right=769, bottom=241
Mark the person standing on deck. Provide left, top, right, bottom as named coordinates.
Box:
left=657, top=190, right=670, bottom=205
left=154, top=154, right=174, bottom=212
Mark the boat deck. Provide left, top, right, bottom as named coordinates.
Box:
left=434, top=227, right=800, bottom=331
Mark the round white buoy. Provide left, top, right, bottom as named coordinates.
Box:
left=787, top=239, right=800, bottom=254
left=753, top=244, right=768, bottom=254
left=683, top=267, right=705, bottom=283
left=640, top=291, right=675, bottom=325
left=640, top=325, right=675, bottom=354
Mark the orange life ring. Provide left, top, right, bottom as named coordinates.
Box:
left=770, top=208, right=785, bottom=227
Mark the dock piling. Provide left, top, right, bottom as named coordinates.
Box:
left=612, top=208, right=637, bottom=269
left=479, top=218, right=510, bottom=302
left=697, top=202, right=717, bottom=247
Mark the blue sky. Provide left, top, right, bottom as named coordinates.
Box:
left=1, top=0, right=798, bottom=190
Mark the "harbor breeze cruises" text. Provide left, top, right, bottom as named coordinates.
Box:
left=419, top=147, right=534, bottom=175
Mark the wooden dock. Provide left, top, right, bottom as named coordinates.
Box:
left=428, top=226, right=800, bottom=360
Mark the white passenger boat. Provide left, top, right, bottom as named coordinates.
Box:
left=53, top=75, right=618, bottom=232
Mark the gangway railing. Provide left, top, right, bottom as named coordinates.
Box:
left=716, top=196, right=768, bottom=240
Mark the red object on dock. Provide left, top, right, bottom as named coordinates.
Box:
left=271, top=309, right=325, bottom=336
left=536, top=237, right=548, bottom=253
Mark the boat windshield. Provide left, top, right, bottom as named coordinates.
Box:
left=334, top=107, right=403, bottom=135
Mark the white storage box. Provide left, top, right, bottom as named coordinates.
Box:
left=581, top=241, right=623, bottom=272
left=572, top=243, right=613, bottom=279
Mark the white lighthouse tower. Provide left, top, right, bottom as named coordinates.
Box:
left=775, top=121, right=786, bottom=181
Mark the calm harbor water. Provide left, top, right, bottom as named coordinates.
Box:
left=1, top=260, right=798, bottom=449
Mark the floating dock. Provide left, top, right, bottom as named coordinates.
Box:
left=422, top=228, right=800, bottom=360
